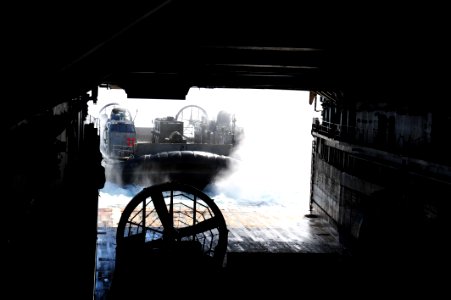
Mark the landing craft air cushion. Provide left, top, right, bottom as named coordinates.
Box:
left=100, top=104, right=242, bottom=189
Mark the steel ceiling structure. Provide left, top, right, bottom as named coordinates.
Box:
left=6, top=1, right=447, bottom=126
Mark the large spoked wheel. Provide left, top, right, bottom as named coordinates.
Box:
left=175, top=105, right=208, bottom=140
left=175, top=104, right=209, bottom=126
left=116, top=182, right=228, bottom=268
left=110, top=182, right=229, bottom=298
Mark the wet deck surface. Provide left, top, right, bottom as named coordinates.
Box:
left=95, top=196, right=346, bottom=299
left=223, top=205, right=342, bottom=254
left=96, top=195, right=448, bottom=298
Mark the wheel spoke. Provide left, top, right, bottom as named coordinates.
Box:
left=150, top=189, right=175, bottom=239
left=177, top=217, right=220, bottom=238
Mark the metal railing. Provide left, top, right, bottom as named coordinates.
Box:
left=311, top=117, right=450, bottom=165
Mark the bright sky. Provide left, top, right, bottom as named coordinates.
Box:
left=91, top=86, right=321, bottom=212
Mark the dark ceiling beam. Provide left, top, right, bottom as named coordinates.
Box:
left=200, top=46, right=322, bottom=52
left=195, top=47, right=328, bottom=68
left=190, top=71, right=335, bottom=91
left=209, top=64, right=318, bottom=70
